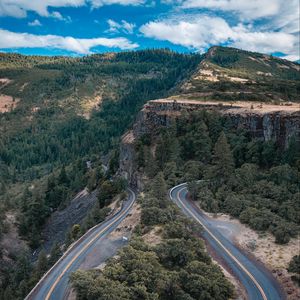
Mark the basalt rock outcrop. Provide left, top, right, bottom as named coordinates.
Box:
left=120, top=99, right=300, bottom=187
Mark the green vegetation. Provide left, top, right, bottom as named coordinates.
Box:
left=0, top=49, right=200, bottom=245
left=0, top=173, right=121, bottom=300
left=0, top=49, right=201, bottom=300
left=181, top=46, right=300, bottom=102
left=71, top=173, right=234, bottom=300
left=288, top=255, right=300, bottom=286
left=0, top=245, right=62, bottom=300
left=134, top=111, right=300, bottom=244
left=0, top=47, right=299, bottom=300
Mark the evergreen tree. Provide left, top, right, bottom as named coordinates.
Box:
left=210, top=132, right=234, bottom=186
left=98, top=181, right=114, bottom=208
left=150, top=172, right=167, bottom=205
left=58, top=166, right=69, bottom=186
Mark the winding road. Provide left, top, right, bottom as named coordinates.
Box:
left=25, top=188, right=136, bottom=300
left=25, top=182, right=284, bottom=300
left=170, top=183, right=285, bottom=300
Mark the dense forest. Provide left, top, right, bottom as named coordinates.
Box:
left=0, top=49, right=201, bottom=237
left=69, top=107, right=300, bottom=300
left=71, top=172, right=234, bottom=300
left=0, top=50, right=202, bottom=300
left=134, top=111, right=300, bottom=244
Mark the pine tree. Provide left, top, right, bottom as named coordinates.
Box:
left=195, top=121, right=212, bottom=162
left=151, top=172, right=167, bottom=206
left=210, top=132, right=234, bottom=185
left=58, top=166, right=69, bottom=186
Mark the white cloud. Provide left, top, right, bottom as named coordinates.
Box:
left=106, top=19, right=135, bottom=34
left=141, top=16, right=230, bottom=51
left=90, top=0, right=144, bottom=8
left=51, top=11, right=63, bottom=20
left=0, top=28, right=139, bottom=53
left=50, top=11, right=72, bottom=22
left=140, top=15, right=299, bottom=60
left=0, top=0, right=145, bottom=18
left=179, top=0, right=299, bottom=35
left=0, top=0, right=86, bottom=18
left=180, top=0, right=280, bottom=19
left=28, top=19, right=42, bottom=26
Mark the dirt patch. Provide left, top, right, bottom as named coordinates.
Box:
left=227, top=76, right=249, bottom=83
left=109, top=203, right=141, bottom=239
left=0, top=78, right=12, bottom=92
left=142, top=226, right=162, bottom=246
left=237, top=228, right=299, bottom=270
left=248, top=56, right=261, bottom=63
left=79, top=94, right=102, bottom=119
left=194, top=69, right=219, bottom=82
left=273, top=269, right=300, bottom=300
left=203, top=211, right=300, bottom=270
left=0, top=94, right=19, bottom=113
left=256, top=71, right=273, bottom=77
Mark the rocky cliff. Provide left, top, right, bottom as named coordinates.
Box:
left=120, top=99, right=300, bottom=187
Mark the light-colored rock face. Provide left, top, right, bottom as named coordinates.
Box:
left=136, top=99, right=300, bottom=148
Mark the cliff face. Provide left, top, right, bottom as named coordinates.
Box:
left=134, top=100, right=300, bottom=147
left=120, top=99, right=300, bottom=187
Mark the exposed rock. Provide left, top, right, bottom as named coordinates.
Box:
left=120, top=98, right=300, bottom=187
left=119, top=130, right=145, bottom=191
left=134, top=99, right=300, bottom=148
left=41, top=189, right=98, bottom=254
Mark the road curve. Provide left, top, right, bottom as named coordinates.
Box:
left=170, top=183, right=284, bottom=300
left=26, top=188, right=136, bottom=300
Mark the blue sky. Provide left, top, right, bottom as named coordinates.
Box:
left=0, top=0, right=299, bottom=60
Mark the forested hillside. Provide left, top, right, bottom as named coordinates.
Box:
left=133, top=111, right=300, bottom=244
left=0, top=49, right=201, bottom=299
left=0, top=49, right=201, bottom=207
left=0, top=47, right=299, bottom=299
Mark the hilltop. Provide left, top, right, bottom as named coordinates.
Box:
left=180, top=46, right=300, bottom=102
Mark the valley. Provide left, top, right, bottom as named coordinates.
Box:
left=0, top=46, right=299, bottom=300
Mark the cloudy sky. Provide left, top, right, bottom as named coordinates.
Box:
left=0, top=0, right=299, bottom=60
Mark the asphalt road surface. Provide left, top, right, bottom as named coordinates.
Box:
left=170, top=183, right=285, bottom=300
left=25, top=188, right=136, bottom=300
